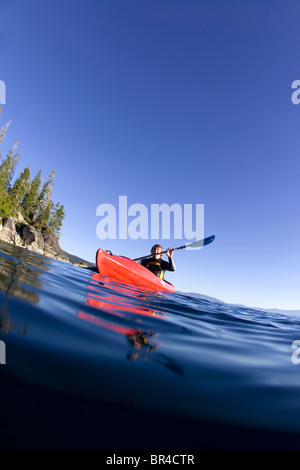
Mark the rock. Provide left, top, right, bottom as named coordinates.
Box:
left=0, top=216, right=70, bottom=263
left=22, top=225, right=45, bottom=253
left=0, top=217, right=17, bottom=243
left=42, top=228, right=68, bottom=261
left=2, top=216, right=16, bottom=231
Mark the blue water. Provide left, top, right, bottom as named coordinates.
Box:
left=1, top=239, right=300, bottom=450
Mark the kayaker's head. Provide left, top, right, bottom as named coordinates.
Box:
left=151, top=244, right=163, bottom=259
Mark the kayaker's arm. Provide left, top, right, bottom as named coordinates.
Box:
left=161, top=257, right=175, bottom=272
left=165, top=248, right=175, bottom=271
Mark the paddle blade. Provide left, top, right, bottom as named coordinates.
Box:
left=185, top=235, right=215, bottom=250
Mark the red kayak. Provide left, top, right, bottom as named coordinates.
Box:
left=96, top=248, right=175, bottom=293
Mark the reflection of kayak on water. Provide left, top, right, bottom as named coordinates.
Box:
left=79, top=271, right=165, bottom=340
left=77, top=272, right=185, bottom=376
left=88, top=272, right=167, bottom=317
left=96, top=248, right=175, bottom=293
left=79, top=309, right=184, bottom=376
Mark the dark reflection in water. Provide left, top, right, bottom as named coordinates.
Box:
left=0, top=240, right=49, bottom=334
left=0, top=307, right=28, bottom=335
left=0, top=243, right=42, bottom=302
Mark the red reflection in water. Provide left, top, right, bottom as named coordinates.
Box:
left=78, top=272, right=163, bottom=349
left=77, top=273, right=185, bottom=376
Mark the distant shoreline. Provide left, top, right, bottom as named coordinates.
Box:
left=178, top=291, right=300, bottom=316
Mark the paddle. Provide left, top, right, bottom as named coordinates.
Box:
left=133, top=235, right=215, bottom=262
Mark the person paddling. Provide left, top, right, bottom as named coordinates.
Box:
left=139, top=244, right=175, bottom=280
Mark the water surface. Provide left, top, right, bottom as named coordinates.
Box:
left=0, top=240, right=300, bottom=449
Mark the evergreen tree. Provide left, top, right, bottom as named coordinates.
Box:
left=21, top=170, right=41, bottom=222
left=36, top=191, right=54, bottom=228
left=0, top=147, right=20, bottom=193
left=10, top=167, right=31, bottom=209
left=0, top=107, right=11, bottom=145
left=0, top=107, right=66, bottom=239
left=0, top=155, right=10, bottom=194
left=38, top=169, right=55, bottom=207
left=49, top=203, right=65, bottom=238
left=40, top=200, right=53, bottom=228
left=0, top=192, right=14, bottom=218
left=9, top=143, right=20, bottom=186
left=0, top=108, right=15, bottom=217
left=36, top=169, right=55, bottom=227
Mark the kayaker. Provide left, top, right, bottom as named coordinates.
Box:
left=139, top=244, right=175, bottom=279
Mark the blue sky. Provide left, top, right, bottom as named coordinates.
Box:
left=0, top=0, right=299, bottom=310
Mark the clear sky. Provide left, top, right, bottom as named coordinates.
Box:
left=0, top=0, right=299, bottom=310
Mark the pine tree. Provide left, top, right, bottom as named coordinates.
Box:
left=38, top=169, right=55, bottom=208
left=49, top=203, right=65, bottom=238
left=21, top=170, right=41, bottom=222
left=0, top=106, right=11, bottom=145
left=0, top=107, right=66, bottom=238
left=0, top=147, right=20, bottom=193
left=9, top=143, right=20, bottom=187
left=0, top=155, right=10, bottom=194
left=36, top=169, right=55, bottom=227
left=0, top=146, right=19, bottom=218
left=9, top=167, right=31, bottom=209
left=41, top=200, right=53, bottom=228
left=0, top=192, right=14, bottom=217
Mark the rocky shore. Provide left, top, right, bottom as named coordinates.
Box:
left=0, top=215, right=93, bottom=267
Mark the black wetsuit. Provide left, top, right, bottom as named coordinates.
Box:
left=140, top=256, right=175, bottom=279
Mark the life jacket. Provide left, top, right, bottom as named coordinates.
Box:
left=145, top=260, right=164, bottom=279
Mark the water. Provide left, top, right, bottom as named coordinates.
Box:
left=1, top=239, right=300, bottom=450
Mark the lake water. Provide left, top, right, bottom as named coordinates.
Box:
left=1, top=239, right=300, bottom=450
